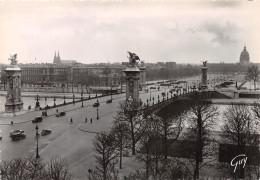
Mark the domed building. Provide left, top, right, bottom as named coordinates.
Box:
left=240, top=45, right=250, bottom=65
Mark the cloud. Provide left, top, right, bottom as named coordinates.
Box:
left=201, top=21, right=238, bottom=45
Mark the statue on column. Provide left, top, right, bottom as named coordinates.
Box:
left=8, top=54, right=18, bottom=65
left=127, top=51, right=140, bottom=66
left=202, top=60, right=207, bottom=67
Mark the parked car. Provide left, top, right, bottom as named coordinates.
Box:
left=41, top=129, right=52, bottom=136
left=32, top=116, right=43, bottom=123
left=56, top=111, right=66, bottom=117
left=150, top=87, right=156, bottom=89
left=10, top=130, right=24, bottom=137
left=106, top=99, right=112, bottom=104
left=0, top=136, right=2, bottom=140
left=93, top=102, right=100, bottom=107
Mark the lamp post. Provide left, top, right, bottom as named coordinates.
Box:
left=53, top=97, right=56, bottom=107
left=64, top=96, right=66, bottom=105
left=153, top=97, right=154, bottom=105
left=96, top=99, right=99, bottom=120
left=81, top=89, right=84, bottom=107
left=73, top=93, right=75, bottom=104
left=35, top=125, right=40, bottom=159
left=45, top=97, right=47, bottom=110
left=150, top=89, right=152, bottom=101
left=111, top=85, right=113, bottom=100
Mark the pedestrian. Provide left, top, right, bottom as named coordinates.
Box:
left=70, top=118, right=73, bottom=123
left=56, top=109, right=59, bottom=113
left=11, top=121, right=13, bottom=125
left=90, top=118, right=92, bottom=124
left=85, top=118, right=87, bottom=123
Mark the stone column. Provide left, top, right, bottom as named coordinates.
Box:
left=123, top=66, right=141, bottom=101
left=201, top=62, right=208, bottom=89
left=139, top=65, right=146, bottom=90
left=5, top=66, right=24, bottom=113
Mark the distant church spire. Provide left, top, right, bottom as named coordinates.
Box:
left=53, top=51, right=61, bottom=64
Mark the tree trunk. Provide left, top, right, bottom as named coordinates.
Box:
left=194, top=110, right=202, bottom=179
left=119, top=138, right=122, bottom=169
left=130, top=119, right=135, bottom=155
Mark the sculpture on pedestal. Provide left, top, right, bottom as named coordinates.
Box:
left=124, top=52, right=141, bottom=101
left=5, top=54, right=24, bottom=114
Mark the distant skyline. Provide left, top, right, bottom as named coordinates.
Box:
left=0, top=0, right=260, bottom=65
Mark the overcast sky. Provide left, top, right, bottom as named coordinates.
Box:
left=0, top=0, right=260, bottom=65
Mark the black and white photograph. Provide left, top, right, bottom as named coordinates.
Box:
left=0, top=0, right=260, bottom=179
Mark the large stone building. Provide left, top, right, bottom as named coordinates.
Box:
left=1, top=52, right=126, bottom=87
left=240, top=45, right=250, bottom=65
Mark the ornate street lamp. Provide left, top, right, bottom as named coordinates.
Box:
left=150, top=89, right=152, bottom=101
left=45, top=97, right=47, bottom=110
left=53, top=97, right=56, bottom=107
left=64, top=96, right=66, bottom=104
left=81, top=89, right=84, bottom=107
left=35, top=125, right=40, bottom=159
left=96, top=99, right=99, bottom=120
left=73, top=93, right=75, bottom=104
left=35, top=95, right=40, bottom=108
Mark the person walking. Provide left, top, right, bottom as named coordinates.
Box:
left=90, top=118, right=92, bottom=124
left=11, top=121, right=13, bottom=125
left=85, top=118, right=87, bottom=123
left=70, top=118, right=73, bottom=123
left=56, top=109, right=59, bottom=113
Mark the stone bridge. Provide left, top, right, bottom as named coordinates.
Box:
left=143, top=91, right=195, bottom=114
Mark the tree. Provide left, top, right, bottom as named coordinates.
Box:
left=0, top=156, right=73, bottom=180
left=114, top=99, right=145, bottom=156
left=184, top=91, right=219, bottom=179
left=45, top=156, right=73, bottom=180
left=248, top=65, right=259, bottom=91
left=111, top=122, right=129, bottom=169
left=221, top=104, right=260, bottom=179
left=93, top=132, right=118, bottom=180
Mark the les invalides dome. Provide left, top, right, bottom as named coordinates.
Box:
left=240, top=45, right=250, bottom=65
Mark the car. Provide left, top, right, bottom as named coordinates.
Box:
left=56, top=111, right=66, bottom=117
left=41, top=129, right=52, bottom=136
left=93, top=102, right=100, bottom=107
left=10, top=130, right=26, bottom=141
left=161, top=92, right=166, bottom=96
left=106, top=99, right=112, bottom=104
left=32, top=116, right=43, bottom=123
left=11, top=134, right=26, bottom=141
left=0, top=136, right=2, bottom=140
left=10, top=130, right=24, bottom=137
left=150, top=87, right=156, bottom=89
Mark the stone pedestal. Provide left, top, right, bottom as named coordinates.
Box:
left=201, top=66, right=208, bottom=89
left=123, top=66, right=141, bottom=101
left=139, top=66, right=146, bottom=90
left=5, top=66, right=24, bottom=113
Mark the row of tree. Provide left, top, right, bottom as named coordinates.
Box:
left=0, top=156, right=73, bottom=180
left=91, top=91, right=260, bottom=179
